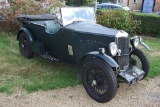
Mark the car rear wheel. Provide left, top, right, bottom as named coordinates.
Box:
left=130, top=48, right=150, bottom=79
left=82, top=59, right=117, bottom=103
left=19, top=33, right=34, bottom=58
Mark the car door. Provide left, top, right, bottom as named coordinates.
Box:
left=40, top=19, right=64, bottom=59
left=27, top=19, right=74, bottom=62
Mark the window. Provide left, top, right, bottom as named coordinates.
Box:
left=134, top=0, right=137, bottom=4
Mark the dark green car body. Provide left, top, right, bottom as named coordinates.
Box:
left=17, top=17, right=119, bottom=69
left=17, top=7, right=150, bottom=103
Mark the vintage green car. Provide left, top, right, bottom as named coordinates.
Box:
left=17, top=7, right=150, bottom=103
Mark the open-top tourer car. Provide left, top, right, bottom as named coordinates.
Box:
left=17, top=7, right=150, bottom=103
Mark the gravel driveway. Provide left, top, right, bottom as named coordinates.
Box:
left=0, top=76, right=160, bottom=107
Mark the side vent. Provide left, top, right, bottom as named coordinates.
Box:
left=80, top=40, right=106, bottom=52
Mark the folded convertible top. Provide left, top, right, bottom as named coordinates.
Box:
left=17, top=14, right=57, bottom=23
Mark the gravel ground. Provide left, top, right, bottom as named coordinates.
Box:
left=0, top=76, right=160, bottom=107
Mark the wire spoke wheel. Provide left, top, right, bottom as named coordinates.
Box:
left=19, top=33, right=34, bottom=58
left=82, top=59, right=117, bottom=103
left=130, top=48, right=150, bottom=79
left=21, top=37, right=29, bottom=54
left=87, top=69, right=108, bottom=96
left=130, top=54, right=142, bottom=69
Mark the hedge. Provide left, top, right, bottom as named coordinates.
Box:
left=96, top=10, right=160, bottom=37
left=96, top=10, right=140, bottom=36
left=131, top=12, right=160, bottom=37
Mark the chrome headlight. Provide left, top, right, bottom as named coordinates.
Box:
left=109, top=42, right=118, bottom=56
left=130, top=36, right=140, bottom=47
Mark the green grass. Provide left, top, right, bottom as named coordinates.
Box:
left=0, top=31, right=160, bottom=94
left=141, top=37, right=160, bottom=78
left=0, top=31, right=80, bottom=94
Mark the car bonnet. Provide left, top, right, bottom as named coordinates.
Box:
left=65, top=21, right=119, bottom=37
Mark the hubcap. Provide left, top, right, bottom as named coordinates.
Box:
left=92, top=80, right=97, bottom=86
left=87, top=69, right=108, bottom=96
left=21, top=37, right=29, bottom=53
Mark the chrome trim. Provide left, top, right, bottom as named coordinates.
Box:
left=115, top=54, right=130, bottom=57
left=116, top=30, right=128, bottom=38
left=140, top=41, right=151, bottom=51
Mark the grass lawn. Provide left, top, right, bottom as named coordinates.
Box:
left=0, top=31, right=80, bottom=94
left=0, top=30, right=160, bottom=94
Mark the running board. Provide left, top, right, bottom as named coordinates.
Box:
left=40, top=52, right=60, bottom=62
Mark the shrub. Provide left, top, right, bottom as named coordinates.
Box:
left=1, top=0, right=45, bottom=33
left=65, top=0, right=95, bottom=6
left=96, top=10, right=141, bottom=36
left=46, top=1, right=65, bottom=14
left=83, top=0, right=94, bottom=6
left=65, top=0, right=83, bottom=6
left=131, top=12, right=160, bottom=37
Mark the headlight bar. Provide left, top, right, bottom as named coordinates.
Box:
left=130, top=36, right=150, bottom=51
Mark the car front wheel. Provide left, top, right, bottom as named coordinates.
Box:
left=82, top=59, right=117, bottom=103
left=19, top=32, right=34, bottom=58
left=130, top=48, right=150, bottom=79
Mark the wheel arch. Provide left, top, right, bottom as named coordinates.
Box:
left=79, top=51, right=120, bottom=72
left=130, top=48, right=150, bottom=79
left=82, top=58, right=118, bottom=103
left=17, top=27, right=33, bottom=42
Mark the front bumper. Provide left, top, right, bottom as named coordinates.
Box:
left=118, top=66, right=145, bottom=84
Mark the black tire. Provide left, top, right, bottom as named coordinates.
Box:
left=82, top=59, right=117, bottom=103
left=130, top=48, right=150, bottom=79
left=19, top=33, right=34, bottom=58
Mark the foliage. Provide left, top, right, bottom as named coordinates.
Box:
left=65, top=0, right=103, bottom=6
left=46, top=1, right=65, bottom=14
left=83, top=0, right=94, bottom=6
left=131, top=12, right=160, bottom=37
left=1, top=0, right=45, bottom=33
left=65, top=0, right=83, bottom=6
left=65, top=0, right=104, bottom=6
left=96, top=10, right=141, bottom=36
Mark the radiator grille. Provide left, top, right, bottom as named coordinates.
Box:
left=116, top=37, right=129, bottom=70
left=117, top=38, right=129, bottom=54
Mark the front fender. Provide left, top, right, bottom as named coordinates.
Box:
left=79, top=51, right=119, bottom=71
left=17, top=27, right=33, bottom=42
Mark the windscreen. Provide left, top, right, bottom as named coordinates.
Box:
left=61, top=7, right=96, bottom=26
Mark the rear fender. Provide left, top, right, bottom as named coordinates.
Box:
left=79, top=51, right=119, bottom=72
left=17, top=27, right=45, bottom=55
left=17, top=27, right=33, bottom=42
